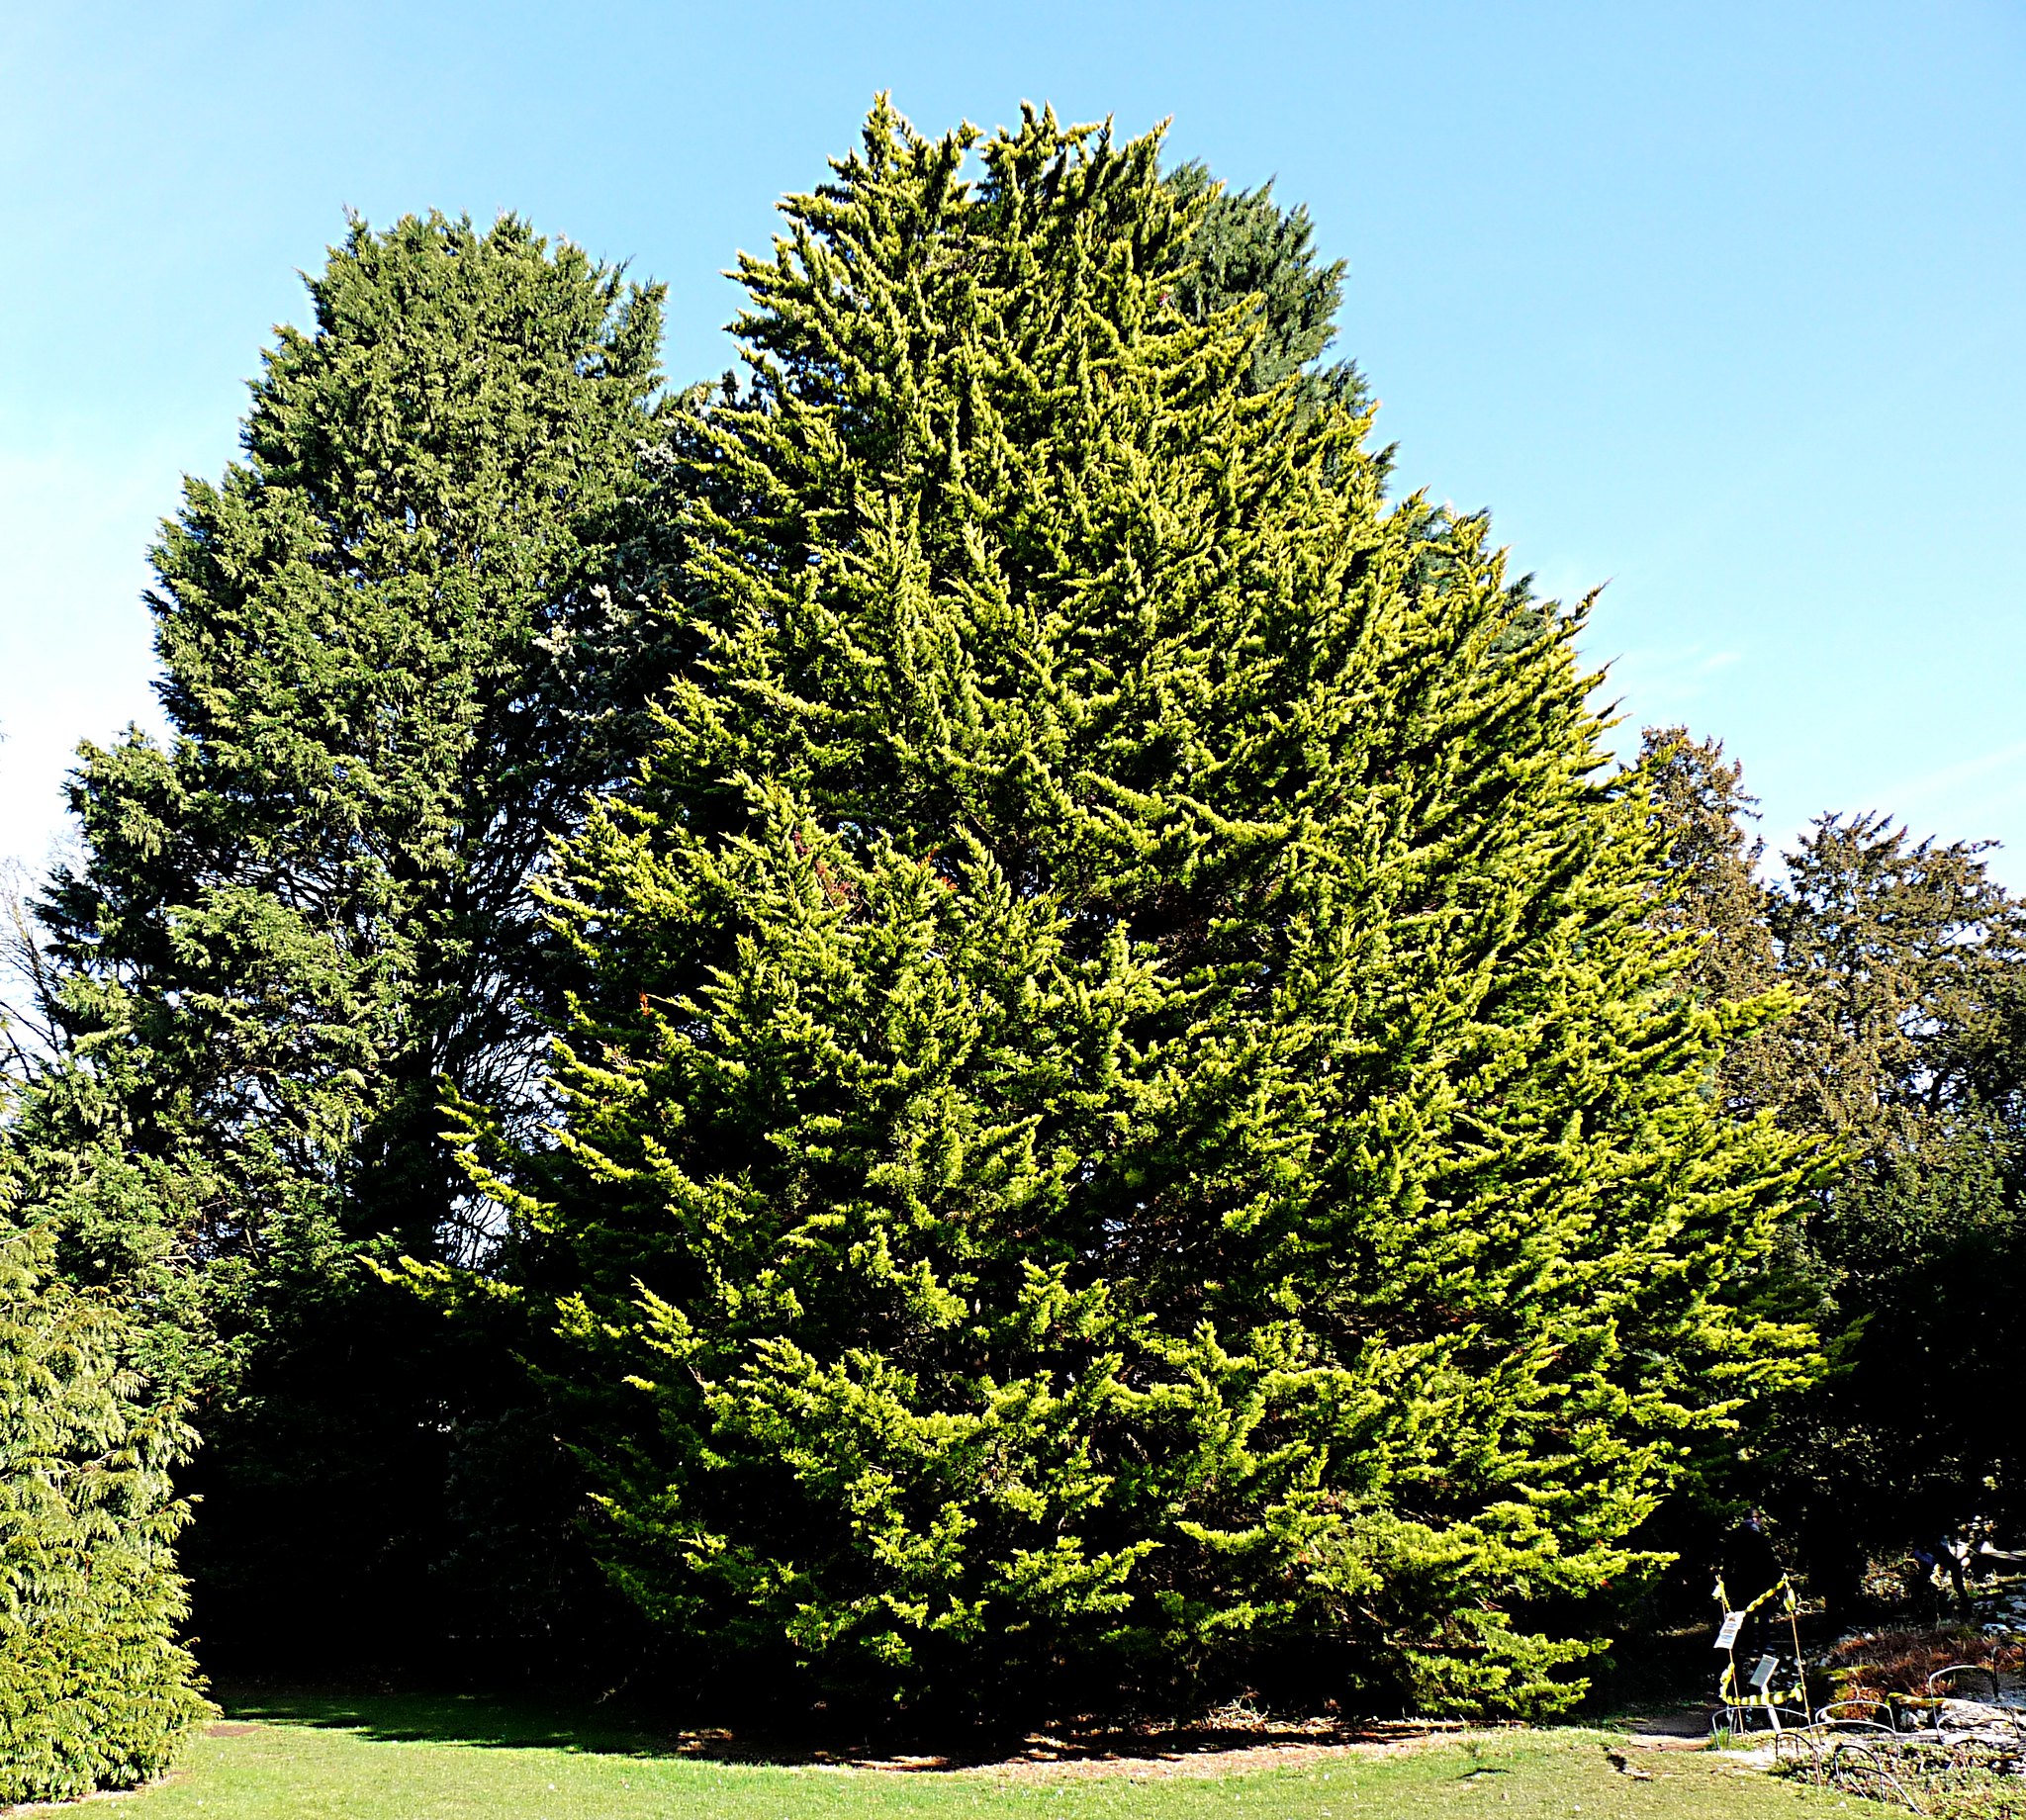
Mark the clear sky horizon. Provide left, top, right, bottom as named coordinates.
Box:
left=4, top=1, right=2021, bottom=888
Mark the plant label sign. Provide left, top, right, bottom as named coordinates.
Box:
left=1713, top=1611, right=1745, bottom=1651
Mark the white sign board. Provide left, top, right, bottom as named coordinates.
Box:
left=1713, top=1611, right=1745, bottom=1651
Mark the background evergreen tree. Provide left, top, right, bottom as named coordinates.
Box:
left=1639, top=728, right=1786, bottom=1116
left=1766, top=815, right=2026, bottom=1586
left=460, top=100, right=1816, bottom=1720
left=1163, top=159, right=1367, bottom=415
left=34, top=212, right=665, bottom=1667
left=1637, top=731, right=2026, bottom=1599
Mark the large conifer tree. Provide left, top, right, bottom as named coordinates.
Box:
left=467, top=101, right=1815, bottom=1715
left=37, top=212, right=665, bottom=1659
left=20, top=171, right=1344, bottom=1676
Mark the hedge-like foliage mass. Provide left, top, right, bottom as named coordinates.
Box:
left=0, top=1221, right=212, bottom=1804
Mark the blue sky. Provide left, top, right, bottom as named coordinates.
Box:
left=4, top=1, right=2022, bottom=883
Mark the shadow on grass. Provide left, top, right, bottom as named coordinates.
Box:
left=215, top=1687, right=699, bottom=1760
left=211, top=1685, right=1470, bottom=1773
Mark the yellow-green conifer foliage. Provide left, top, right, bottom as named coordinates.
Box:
left=467, top=102, right=1817, bottom=1715
left=0, top=1220, right=211, bottom=1803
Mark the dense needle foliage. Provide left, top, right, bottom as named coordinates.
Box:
left=1640, top=729, right=2026, bottom=1588
left=458, top=102, right=1816, bottom=1716
left=1776, top=818, right=2026, bottom=1574
left=28, top=90, right=2013, bottom=1756
left=5, top=143, right=1409, bottom=1717
left=33, top=212, right=665, bottom=1661
left=0, top=1214, right=211, bottom=1803
left=1164, top=158, right=1365, bottom=414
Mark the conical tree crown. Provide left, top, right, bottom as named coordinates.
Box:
left=45, top=212, right=664, bottom=1254
left=34, top=212, right=665, bottom=1668
left=481, top=100, right=1813, bottom=1714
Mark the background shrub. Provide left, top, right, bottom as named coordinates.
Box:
left=0, top=1218, right=211, bottom=1804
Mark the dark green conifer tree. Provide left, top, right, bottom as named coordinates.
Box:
left=1164, top=158, right=1366, bottom=415
left=1764, top=817, right=2026, bottom=1578
left=36, top=212, right=665, bottom=1662
left=462, top=101, right=1816, bottom=1717
left=1636, top=739, right=2026, bottom=1593
left=1638, top=728, right=1786, bottom=1117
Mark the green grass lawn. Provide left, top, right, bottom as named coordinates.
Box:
left=65, top=1692, right=1893, bottom=1820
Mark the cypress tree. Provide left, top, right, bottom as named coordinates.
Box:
left=465, top=100, right=1816, bottom=1717
left=36, top=212, right=665, bottom=1662
left=1638, top=727, right=1786, bottom=1118
left=1164, top=158, right=1366, bottom=415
